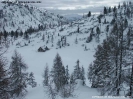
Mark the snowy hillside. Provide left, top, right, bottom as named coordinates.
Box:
left=1, top=1, right=133, bottom=99
left=0, top=3, right=67, bottom=33
left=3, top=13, right=117, bottom=98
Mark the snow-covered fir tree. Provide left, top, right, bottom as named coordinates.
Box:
left=9, top=50, right=28, bottom=97
left=70, top=73, right=75, bottom=84
left=65, top=65, right=69, bottom=84
left=28, top=72, right=37, bottom=88
left=0, top=56, right=10, bottom=99
left=43, top=63, right=49, bottom=86
left=73, top=60, right=81, bottom=80
left=51, top=53, right=66, bottom=91
left=80, top=66, right=85, bottom=85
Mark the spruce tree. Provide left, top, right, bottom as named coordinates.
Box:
left=75, top=37, right=78, bottom=44
left=28, top=72, right=37, bottom=88
left=129, top=64, right=133, bottom=97
left=104, top=7, right=107, bottom=15
left=0, top=57, right=10, bottom=99
left=4, top=30, right=8, bottom=41
left=42, top=34, right=45, bottom=42
left=51, top=53, right=66, bottom=91
left=124, top=18, right=128, bottom=29
left=11, top=31, right=14, bottom=37
left=15, top=31, right=18, bottom=38
left=86, top=33, right=93, bottom=43
left=70, top=73, right=75, bottom=84
left=73, top=60, right=81, bottom=80
left=65, top=65, right=69, bottom=84
left=88, top=11, right=91, bottom=17
left=127, top=28, right=131, bottom=48
left=108, top=7, right=112, bottom=13
left=77, top=26, right=80, bottom=33
left=96, top=27, right=100, bottom=42
left=57, top=40, right=61, bottom=48
left=9, top=50, right=28, bottom=97
left=43, top=64, right=49, bottom=86
left=106, top=25, right=109, bottom=37
left=80, top=66, right=85, bottom=85
left=51, top=35, right=54, bottom=43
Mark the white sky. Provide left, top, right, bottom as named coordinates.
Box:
left=0, top=0, right=131, bottom=15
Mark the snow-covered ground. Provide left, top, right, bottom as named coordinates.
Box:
left=1, top=3, right=132, bottom=99
left=23, top=80, right=128, bottom=99
left=3, top=15, right=104, bottom=99
left=24, top=80, right=100, bottom=99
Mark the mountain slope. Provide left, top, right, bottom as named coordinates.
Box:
left=0, top=3, right=67, bottom=33
left=2, top=1, right=133, bottom=99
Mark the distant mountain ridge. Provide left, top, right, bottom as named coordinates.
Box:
left=63, top=14, right=82, bottom=22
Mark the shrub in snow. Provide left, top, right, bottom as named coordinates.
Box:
left=46, top=81, right=57, bottom=99
left=59, top=84, right=75, bottom=98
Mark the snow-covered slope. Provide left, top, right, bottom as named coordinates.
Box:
left=2, top=2, right=133, bottom=99
left=0, top=3, right=67, bottom=33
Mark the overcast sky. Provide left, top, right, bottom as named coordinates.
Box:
left=0, top=0, right=131, bottom=15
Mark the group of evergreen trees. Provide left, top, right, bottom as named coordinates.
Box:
left=56, top=36, right=67, bottom=49
left=43, top=53, right=85, bottom=98
left=0, top=23, right=46, bottom=42
left=88, top=1, right=133, bottom=97
left=0, top=50, right=37, bottom=99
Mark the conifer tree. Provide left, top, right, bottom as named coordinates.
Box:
left=15, top=31, right=18, bottom=38
left=104, top=7, right=107, bottom=15
left=80, top=66, right=85, bottom=85
left=43, top=64, right=49, bottom=86
left=28, top=72, right=37, bottom=88
left=20, top=31, right=23, bottom=37
left=11, top=31, right=14, bottom=37
left=118, top=3, right=120, bottom=9
left=75, top=37, right=78, bottom=44
left=129, top=64, right=133, bottom=98
left=73, top=60, right=81, bottom=80
left=70, top=73, right=75, bottom=84
left=106, top=25, right=109, bottom=37
left=65, top=65, right=69, bottom=84
left=51, top=35, right=54, bottom=43
left=57, top=40, right=61, bottom=48
left=77, top=26, right=80, bottom=33
left=0, top=57, right=10, bottom=99
left=9, top=50, right=28, bottom=97
left=42, top=34, right=45, bottom=42
left=51, top=53, right=66, bottom=91
left=24, top=32, right=29, bottom=40
left=127, top=28, right=131, bottom=48
left=108, top=7, right=112, bottom=13
left=88, top=11, right=91, bottom=17
left=124, top=18, right=128, bottom=29
left=96, top=27, right=100, bottom=42
left=4, top=30, right=8, bottom=41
